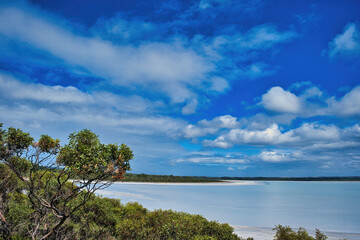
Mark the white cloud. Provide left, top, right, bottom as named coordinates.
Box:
left=184, top=115, right=239, bottom=138
left=261, top=86, right=302, bottom=114
left=301, top=86, right=323, bottom=99
left=227, top=166, right=250, bottom=171
left=0, top=72, right=187, bottom=139
left=93, top=15, right=158, bottom=42
left=192, top=24, right=297, bottom=80
left=327, top=86, right=360, bottom=116
left=182, top=99, right=198, bottom=115
left=200, top=115, right=239, bottom=129
left=240, top=113, right=295, bottom=130
left=258, top=151, right=290, bottom=162
left=292, top=123, right=340, bottom=143
left=242, top=62, right=277, bottom=79
left=184, top=124, right=216, bottom=138
left=240, top=24, right=297, bottom=50
left=328, top=22, right=360, bottom=59
left=205, top=24, right=296, bottom=54
left=203, top=124, right=293, bottom=148
left=174, top=152, right=247, bottom=164
left=259, top=83, right=360, bottom=118
left=0, top=72, right=162, bottom=113
left=0, top=103, right=187, bottom=138
left=209, top=76, right=229, bottom=92
left=203, top=123, right=343, bottom=149
left=0, top=6, right=213, bottom=104
left=0, top=73, right=91, bottom=103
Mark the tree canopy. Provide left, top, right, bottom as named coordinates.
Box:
left=0, top=124, right=133, bottom=239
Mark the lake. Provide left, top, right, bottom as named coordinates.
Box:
left=97, top=181, right=360, bottom=239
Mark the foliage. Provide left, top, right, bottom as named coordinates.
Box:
left=220, top=176, right=360, bottom=181
left=273, top=225, right=327, bottom=240
left=57, top=129, right=133, bottom=180
left=62, top=196, right=246, bottom=240
left=122, top=173, right=221, bottom=183
left=1, top=181, right=249, bottom=240
left=0, top=124, right=133, bottom=239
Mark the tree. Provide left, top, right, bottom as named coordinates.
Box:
left=0, top=124, right=133, bottom=239
left=273, top=225, right=327, bottom=240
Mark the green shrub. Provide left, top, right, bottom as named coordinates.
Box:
left=273, top=225, right=327, bottom=240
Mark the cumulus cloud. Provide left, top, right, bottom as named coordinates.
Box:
left=184, top=115, right=239, bottom=138
left=259, top=83, right=360, bottom=118
left=209, top=76, right=229, bottom=92
left=261, top=86, right=303, bottom=114
left=203, top=124, right=289, bottom=148
left=258, top=151, right=290, bottom=162
left=327, top=86, right=360, bottom=116
left=197, top=122, right=360, bottom=166
left=328, top=22, right=360, bottom=59
left=203, top=123, right=344, bottom=149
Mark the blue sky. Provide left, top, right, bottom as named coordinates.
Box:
left=1, top=0, right=360, bottom=177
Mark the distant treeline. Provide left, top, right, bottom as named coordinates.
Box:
left=37, top=167, right=360, bottom=182
left=122, top=173, right=222, bottom=183
left=123, top=174, right=360, bottom=182
left=219, top=176, right=360, bottom=181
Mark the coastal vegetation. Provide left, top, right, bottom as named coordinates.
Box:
left=0, top=124, right=329, bottom=239
left=219, top=176, right=360, bottom=181
left=121, top=174, right=360, bottom=182
left=273, top=225, right=327, bottom=240
left=0, top=124, right=241, bottom=239
left=0, top=167, right=242, bottom=239
left=120, top=173, right=221, bottom=183
left=40, top=171, right=360, bottom=183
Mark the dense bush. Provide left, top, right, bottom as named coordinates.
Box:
left=0, top=182, right=244, bottom=240
left=122, top=173, right=221, bottom=183
left=0, top=125, right=133, bottom=239
left=273, top=225, right=327, bottom=240
left=68, top=195, right=243, bottom=240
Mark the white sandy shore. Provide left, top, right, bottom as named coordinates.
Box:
left=232, top=225, right=360, bottom=240
left=110, top=180, right=261, bottom=186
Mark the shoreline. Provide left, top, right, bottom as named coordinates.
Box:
left=110, top=180, right=261, bottom=186
left=105, top=179, right=360, bottom=185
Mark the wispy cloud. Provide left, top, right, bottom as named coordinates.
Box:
left=327, top=22, right=360, bottom=59
left=0, top=1, right=299, bottom=115
left=0, top=5, right=213, bottom=105
left=173, top=152, right=248, bottom=165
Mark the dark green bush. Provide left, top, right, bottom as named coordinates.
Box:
left=273, top=225, right=327, bottom=240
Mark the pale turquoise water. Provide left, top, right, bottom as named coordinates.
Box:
left=98, top=181, right=360, bottom=234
